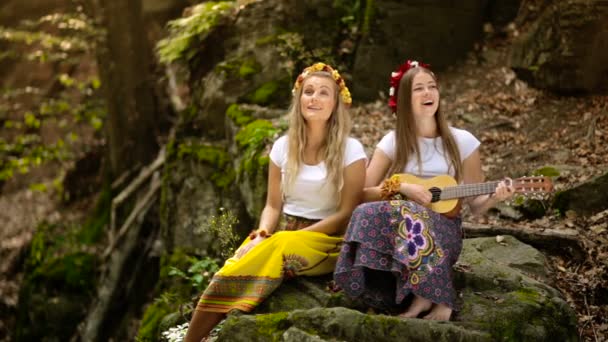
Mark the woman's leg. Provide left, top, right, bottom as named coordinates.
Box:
left=184, top=310, right=225, bottom=342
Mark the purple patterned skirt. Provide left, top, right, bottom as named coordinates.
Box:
left=334, top=200, right=462, bottom=312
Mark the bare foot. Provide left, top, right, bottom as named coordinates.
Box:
left=399, top=294, right=433, bottom=318
left=422, top=303, right=452, bottom=321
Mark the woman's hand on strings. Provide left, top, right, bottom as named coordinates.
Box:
left=492, top=178, right=515, bottom=202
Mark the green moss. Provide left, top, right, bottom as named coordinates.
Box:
left=137, top=301, right=172, bottom=342
left=246, top=81, right=282, bottom=105
left=532, top=166, right=560, bottom=177
left=362, top=0, right=375, bottom=36
left=159, top=139, right=176, bottom=244
left=27, top=223, right=51, bottom=269
left=234, top=119, right=279, bottom=176
left=255, top=34, right=279, bottom=46
left=216, top=58, right=262, bottom=80
left=255, top=312, right=290, bottom=340
left=177, top=141, right=235, bottom=188
left=157, top=1, right=235, bottom=64
left=30, top=252, right=96, bottom=293
left=239, top=59, right=261, bottom=78
left=226, top=104, right=255, bottom=126
left=77, top=185, right=111, bottom=244
left=513, top=287, right=542, bottom=304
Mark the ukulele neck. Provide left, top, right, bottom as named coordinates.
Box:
left=439, top=181, right=500, bottom=200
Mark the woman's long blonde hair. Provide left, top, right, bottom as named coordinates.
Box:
left=387, top=67, right=463, bottom=181
left=284, top=71, right=351, bottom=203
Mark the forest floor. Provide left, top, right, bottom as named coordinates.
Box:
left=1, top=30, right=607, bottom=342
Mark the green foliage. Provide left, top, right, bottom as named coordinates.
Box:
left=0, top=10, right=105, bottom=185
left=25, top=221, right=98, bottom=292
left=30, top=252, right=96, bottom=292
left=235, top=119, right=279, bottom=175
left=197, top=207, right=241, bottom=258
left=532, top=166, right=560, bottom=177
left=168, top=256, right=219, bottom=293
left=157, top=2, right=235, bottom=64
left=136, top=299, right=173, bottom=342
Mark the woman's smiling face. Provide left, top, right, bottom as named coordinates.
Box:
left=300, top=75, right=337, bottom=123
left=410, top=71, right=439, bottom=119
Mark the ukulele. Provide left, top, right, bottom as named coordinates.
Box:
left=394, top=174, right=554, bottom=215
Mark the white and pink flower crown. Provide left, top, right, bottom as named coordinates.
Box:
left=292, top=62, right=352, bottom=105
left=389, top=60, right=431, bottom=113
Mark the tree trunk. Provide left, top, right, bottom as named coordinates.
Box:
left=96, top=0, right=159, bottom=178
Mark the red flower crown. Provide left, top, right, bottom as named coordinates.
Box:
left=388, top=60, right=431, bottom=113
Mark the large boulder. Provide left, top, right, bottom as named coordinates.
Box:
left=553, top=171, right=608, bottom=216
left=165, top=0, right=354, bottom=139
left=160, top=138, right=252, bottom=254
left=161, top=105, right=285, bottom=253
left=351, top=0, right=489, bottom=101
left=215, top=236, right=577, bottom=341
left=509, top=0, right=608, bottom=94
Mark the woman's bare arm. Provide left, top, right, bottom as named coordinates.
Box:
left=362, top=149, right=392, bottom=202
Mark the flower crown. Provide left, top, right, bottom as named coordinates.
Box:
left=389, top=60, right=431, bottom=113
left=292, top=62, right=352, bottom=105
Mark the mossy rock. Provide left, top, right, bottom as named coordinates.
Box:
left=157, top=1, right=236, bottom=65
left=215, top=236, right=576, bottom=341
left=15, top=251, right=97, bottom=341
left=160, top=137, right=251, bottom=254
left=552, top=171, right=608, bottom=216
left=218, top=307, right=491, bottom=342
left=243, top=78, right=291, bottom=106
left=509, top=0, right=608, bottom=93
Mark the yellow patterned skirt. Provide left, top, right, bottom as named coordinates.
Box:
left=196, top=224, right=343, bottom=313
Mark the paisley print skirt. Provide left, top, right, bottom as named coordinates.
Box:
left=334, top=200, right=462, bottom=311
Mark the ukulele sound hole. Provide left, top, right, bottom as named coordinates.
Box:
left=429, top=187, right=442, bottom=203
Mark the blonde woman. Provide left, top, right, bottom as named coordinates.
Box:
left=185, top=63, right=366, bottom=341
left=334, top=60, right=514, bottom=321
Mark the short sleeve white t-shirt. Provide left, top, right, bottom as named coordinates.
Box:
left=376, top=127, right=480, bottom=178
left=269, top=136, right=367, bottom=220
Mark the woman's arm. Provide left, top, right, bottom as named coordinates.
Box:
left=302, top=159, right=366, bottom=235
left=362, top=148, right=432, bottom=205
left=362, top=149, right=391, bottom=202
left=462, top=148, right=514, bottom=215
left=235, top=161, right=283, bottom=257
left=257, top=160, right=283, bottom=233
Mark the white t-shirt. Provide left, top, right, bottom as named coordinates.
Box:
left=377, top=128, right=480, bottom=178
left=269, top=136, right=367, bottom=219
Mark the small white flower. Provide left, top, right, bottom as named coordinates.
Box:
left=161, top=322, right=189, bottom=342
left=411, top=61, right=419, bottom=68
left=391, top=72, right=400, bottom=77
left=389, top=87, right=395, bottom=96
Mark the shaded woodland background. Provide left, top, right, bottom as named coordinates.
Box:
left=0, top=0, right=607, bottom=341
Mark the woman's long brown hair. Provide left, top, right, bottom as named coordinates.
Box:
left=387, top=67, right=463, bottom=181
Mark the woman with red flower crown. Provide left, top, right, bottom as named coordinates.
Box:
left=333, top=60, right=515, bottom=321
left=184, top=63, right=366, bottom=341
